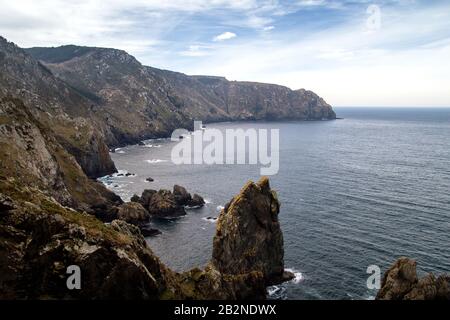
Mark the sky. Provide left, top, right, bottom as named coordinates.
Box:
left=0, top=0, right=449, bottom=107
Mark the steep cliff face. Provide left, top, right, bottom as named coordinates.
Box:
left=0, top=37, right=116, bottom=178
left=376, top=257, right=450, bottom=300
left=0, top=97, right=121, bottom=219
left=26, top=44, right=336, bottom=148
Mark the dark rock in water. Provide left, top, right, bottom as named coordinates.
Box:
left=117, top=202, right=150, bottom=225
left=125, top=172, right=134, bottom=177
left=188, top=194, right=205, bottom=208
left=117, top=173, right=124, bottom=177
left=173, top=185, right=205, bottom=208
left=140, top=225, right=162, bottom=237
left=147, top=190, right=186, bottom=219
left=138, top=141, right=146, bottom=146
left=211, top=176, right=292, bottom=286
left=173, top=185, right=191, bottom=205
left=146, top=177, right=154, bottom=182
left=376, top=257, right=450, bottom=300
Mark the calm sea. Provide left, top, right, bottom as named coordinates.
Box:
left=100, top=107, right=450, bottom=299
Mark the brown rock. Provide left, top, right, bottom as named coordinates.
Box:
left=116, top=202, right=150, bottom=225
left=173, top=185, right=192, bottom=205
left=376, top=257, right=450, bottom=300
left=211, top=176, right=291, bottom=285
left=188, top=194, right=205, bottom=208
left=147, top=190, right=186, bottom=219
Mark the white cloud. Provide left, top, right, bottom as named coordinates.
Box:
left=213, top=31, right=237, bottom=42
left=263, top=25, right=275, bottom=31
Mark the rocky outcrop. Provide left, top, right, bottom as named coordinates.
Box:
left=117, top=202, right=150, bottom=225
left=376, top=257, right=450, bottom=300
left=147, top=190, right=187, bottom=219
left=189, top=194, right=206, bottom=208
left=173, top=185, right=205, bottom=208
left=131, top=185, right=205, bottom=219
left=211, top=177, right=293, bottom=285
left=0, top=176, right=289, bottom=300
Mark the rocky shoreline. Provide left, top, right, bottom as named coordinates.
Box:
left=1, top=34, right=449, bottom=300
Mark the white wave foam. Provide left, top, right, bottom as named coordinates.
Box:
left=216, top=205, right=224, bottom=211
left=145, top=159, right=168, bottom=164
left=204, top=199, right=212, bottom=204
left=285, top=268, right=304, bottom=284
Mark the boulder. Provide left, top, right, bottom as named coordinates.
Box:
left=146, top=177, right=154, bottom=182
left=376, top=257, right=450, bottom=300
left=117, top=202, right=150, bottom=225
left=211, top=176, right=293, bottom=285
left=188, top=194, right=205, bottom=208
left=140, top=225, right=162, bottom=237
left=173, top=185, right=192, bottom=205
left=147, top=190, right=186, bottom=219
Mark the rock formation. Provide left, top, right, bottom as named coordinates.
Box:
left=116, top=202, right=150, bottom=225
left=0, top=176, right=290, bottom=299
left=376, top=257, right=450, bottom=300
left=130, top=185, right=205, bottom=219
left=0, top=34, right=326, bottom=300
left=212, top=177, right=294, bottom=285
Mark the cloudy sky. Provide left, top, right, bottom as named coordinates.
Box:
left=1, top=0, right=449, bottom=107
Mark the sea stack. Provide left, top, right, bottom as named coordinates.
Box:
left=211, top=176, right=294, bottom=285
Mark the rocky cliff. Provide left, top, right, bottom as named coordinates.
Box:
left=0, top=34, right=330, bottom=300
left=26, top=44, right=336, bottom=147
left=376, top=257, right=450, bottom=300
left=0, top=176, right=289, bottom=299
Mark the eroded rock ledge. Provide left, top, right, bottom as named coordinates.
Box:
left=376, top=257, right=450, bottom=300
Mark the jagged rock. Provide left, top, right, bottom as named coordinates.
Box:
left=0, top=195, right=167, bottom=299
left=188, top=194, right=205, bottom=208
left=147, top=190, right=186, bottom=219
left=173, top=185, right=191, bottom=205
left=117, top=202, right=150, bottom=225
left=146, top=177, right=154, bottom=182
left=376, top=257, right=450, bottom=300
left=211, top=176, right=293, bottom=285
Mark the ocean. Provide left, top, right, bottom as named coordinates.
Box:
left=100, top=107, right=450, bottom=299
